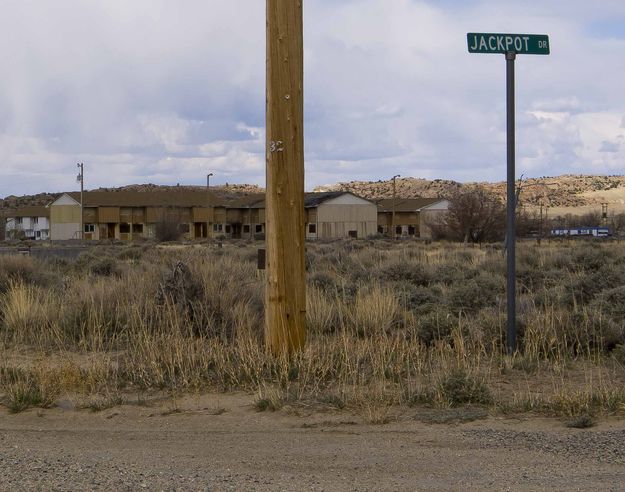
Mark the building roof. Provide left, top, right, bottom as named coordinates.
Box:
left=222, top=191, right=372, bottom=209
left=223, top=193, right=266, bottom=209
left=51, top=190, right=373, bottom=210
left=304, top=191, right=349, bottom=207
left=376, top=198, right=444, bottom=213
left=7, top=206, right=50, bottom=218
left=65, top=190, right=223, bottom=208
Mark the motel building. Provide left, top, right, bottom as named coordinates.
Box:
left=5, top=190, right=449, bottom=242
left=20, top=190, right=380, bottom=241
left=376, top=198, right=451, bottom=239
left=4, top=206, right=51, bottom=240
left=48, top=190, right=221, bottom=241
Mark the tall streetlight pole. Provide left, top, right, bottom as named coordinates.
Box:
left=76, top=163, right=84, bottom=241
left=207, top=173, right=213, bottom=238
left=265, top=0, right=306, bottom=355
left=391, top=174, right=400, bottom=239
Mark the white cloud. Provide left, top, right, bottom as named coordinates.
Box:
left=1, top=0, right=625, bottom=197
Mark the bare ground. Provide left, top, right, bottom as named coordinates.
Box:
left=1, top=393, right=624, bottom=491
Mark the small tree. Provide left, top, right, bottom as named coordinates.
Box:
left=154, top=220, right=179, bottom=242
left=612, top=213, right=625, bottom=235
left=445, top=187, right=506, bottom=243
left=516, top=208, right=540, bottom=237
left=155, top=208, right=183, bottom=242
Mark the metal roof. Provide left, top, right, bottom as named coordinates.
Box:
left=223, top=193, right=266, bottom=209
left=6, top=206, right=50, bottom=218
left=376, top=198, right=445, bottom=213
left=222, top=191, right=371, bottom=209
left=65, top=190, right=224, bottom=208
left=48, top=190, right=373, bottom=210
left=304, top=191, right=349, bottom=207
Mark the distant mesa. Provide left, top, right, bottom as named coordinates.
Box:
left=2, top=175, right=625, bottom=220
left=313, top=174, right=625, bottom=208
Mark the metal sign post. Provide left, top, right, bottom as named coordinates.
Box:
left=468, top=32, right=550, bottom=354
left=505, top=52, right=516, bottom=354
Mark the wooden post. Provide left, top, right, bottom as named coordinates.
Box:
left=265, top=0, right=306, bottom=354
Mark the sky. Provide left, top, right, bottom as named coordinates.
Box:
left=2, top=0, right=625, bottom=197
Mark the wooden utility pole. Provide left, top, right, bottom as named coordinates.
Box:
left=265, top=0, right=306, bottom=354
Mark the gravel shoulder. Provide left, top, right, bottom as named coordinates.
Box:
left=1, top=393, right=624, bottom=491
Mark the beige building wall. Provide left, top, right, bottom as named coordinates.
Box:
left=419, top=200, right=450, bottom=239
left=315, top=195, right=378, bottom=239
left=51, top=205, right=81, bottom=224
left=51, top=221, right=80, bottom=240
left=99, top=207, right=120, bottom=223
left=50, top=195, right=81, bottom=240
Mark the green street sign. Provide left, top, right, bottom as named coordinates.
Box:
left=467, top=33, right=550, bottom=55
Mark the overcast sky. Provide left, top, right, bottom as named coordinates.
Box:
left=2, top=0, right=625, bottom=197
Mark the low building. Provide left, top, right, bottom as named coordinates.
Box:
left=376, top=198, right=450, bottom=238
left=5, top=206, right=51, bottom=240
left=551, top=227, right=611, bottom=238
left=217, top=191, right=378, bottom=240
left=49, top=190, right=221, bottom=241
left=305, top=192, right=377, bottom=239
left=217, top=194, right=266, bottom=239
left=22, top=189, right=380, bottom=242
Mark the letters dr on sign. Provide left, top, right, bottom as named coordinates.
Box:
left=467, top=33, right=550, bottom=55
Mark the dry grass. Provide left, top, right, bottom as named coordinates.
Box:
left=0, top=240, right=624, bottom=420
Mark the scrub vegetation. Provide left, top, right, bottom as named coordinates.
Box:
left=1, top=239, right=624, bottom=422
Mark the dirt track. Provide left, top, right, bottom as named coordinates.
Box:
left=1, top=394, right=624, bottom=491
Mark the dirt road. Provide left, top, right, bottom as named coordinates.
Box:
left=1, top=394, right=624, bottom=491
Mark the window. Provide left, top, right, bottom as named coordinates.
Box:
left=33, top=217, right=38, bottom=225
left=377, top=226, right=384, bottom=234
left=84, top=224, right=95, bottom=233
left=120, top=223, right=131, bottom=234
left=132, top=224, right=144, bottom=234
left=225, top=225, right=231, bottom=234
left=16, top=217, right=22, bottom=226
left=255, top=224, right=263, bottom=233
left=36, top=231, right=41, bottom=238
left=395, top=226, right=402, bottom=235
left=213, top=224, right=223, bottom=232
left=243, top=225, right=250, bottom=233
left=308, top=224, right=316, bottom=234
left=348, top=230, right=358, bottom=238
left=178, top=223, right=190, bottom=233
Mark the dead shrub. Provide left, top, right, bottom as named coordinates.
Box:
left=0, top=255, right=49, bottom=293
left=437, top=369, right=493, bottom=407
left=347, top=284, right=400, bottom=336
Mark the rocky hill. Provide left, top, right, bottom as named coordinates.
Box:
left=0, top=184, right=264, bottom=239
left=2, top=175, right=625, bottom=233
left=0, top=183, right=264, bottom=214
left=89, top=183, right=264, bottom=201
left=314, top=174, right=625, bottom=208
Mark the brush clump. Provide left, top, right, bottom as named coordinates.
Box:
left=0, top=240, right=624, bottom=421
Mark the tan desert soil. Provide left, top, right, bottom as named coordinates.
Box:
left=1, top=394, right=624, bottom=491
